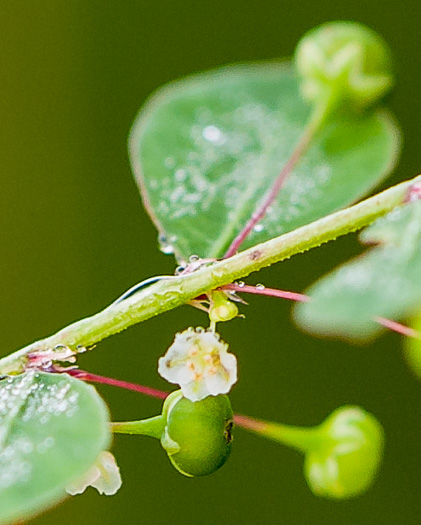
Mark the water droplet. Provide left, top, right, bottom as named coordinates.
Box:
left=196, top=327, right=205, bottom=333
left=253, top=224, right=264, bottom=233
left=158, top=233, right=175, bottom=255
left=164, top=157, right=176, bottom=169
left=175, top=265, right=186, bottom=275
left=175, top=168, right=187, bottom=182
left=237, top=281, right=245, bottom=288
left=202, top=125, right=225, bottom=145
left=256, top=284, right=265, bottom=290
left=189, top=255, right=200, bottom=263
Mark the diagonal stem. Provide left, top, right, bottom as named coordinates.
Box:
left=222, top=283, right=310, bottom=302
left=374, top=316, right=420, bottom=338
left=67, top=369, right=168, bottom=399
left=0, top=175, right=419, bottom=375
left=223, top=98, right=331, bottom=258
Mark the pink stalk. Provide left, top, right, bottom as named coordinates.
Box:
left=374, top=316, right=420, bottom=338
left=222, top=283, right=310, bottom=302
left=67, top=369, right=168, bottom=399
left=233, top=413, right=266, bottom=431
left=223, top=117, right=320, bottom=259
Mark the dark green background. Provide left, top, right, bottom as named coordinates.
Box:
left=1, top=1, right=420, bottom=524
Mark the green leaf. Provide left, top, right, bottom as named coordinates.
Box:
left=129, top=62, right=400, bottom=262
left=294, top=200, right=421, bottom=341
left=0, top=371, right=110, bottom=525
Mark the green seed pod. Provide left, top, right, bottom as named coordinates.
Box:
left=160, top=390, right=233, bottom=477
left=304, top=406, right=384, bottom=499
left=294, top=21, right=393, bottom=110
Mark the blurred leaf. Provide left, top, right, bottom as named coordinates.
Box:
left=295, top=200, right=421, bottom=341
left=129, top=62, right=400, bottom=262
left=0, top=371, right=110, bottom=525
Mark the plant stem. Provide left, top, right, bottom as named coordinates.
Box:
left=1, top=175, right=419, bottom=374
left=233, top=414, right=319, bottom=453
left=222, top=283, right=310, bottom=302
left=111, top=415, right=165, bottom=438
left=223, top=96, right=331, bottom=258
left=67, top=369, right=168, bottom=399
left=374, top=317, right=420, bottom=338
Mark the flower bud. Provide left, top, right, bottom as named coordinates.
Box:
left=295, top=21, right=393, bottom=110
left=160, top=391, right=233, bottom=477
left=209, top=291, right=239, bottom=324
left=304, top=406, right=384, bottom=499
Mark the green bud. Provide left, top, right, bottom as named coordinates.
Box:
left=304, top=406, right=384, bottom=499
left=295, top=21, right=393, bottom=110
left=160, top=390, right=233, bottom=477
left=209, top=291, right=239, bottom=323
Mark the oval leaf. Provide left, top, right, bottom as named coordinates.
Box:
left=294, top=200, right=421, bottom=341
left=129, top=63, right=400, bottom=262
left=0, top=371, right=110, bottom=525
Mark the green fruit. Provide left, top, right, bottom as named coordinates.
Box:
left=160, top=391, right=233, bottom=477
left=304, top=406, right=384, bottom=499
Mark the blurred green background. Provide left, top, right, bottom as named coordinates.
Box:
left=1, top=1, right=421, bottom=524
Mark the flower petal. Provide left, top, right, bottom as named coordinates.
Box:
left=158, top=328, right=238, bottom=401
left=65, top=451, right=122, bottom=496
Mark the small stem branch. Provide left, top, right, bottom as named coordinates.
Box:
left=374, top=316, right=420, bottom=338
left=1, top=175, right=419, bottom=374
left=67, top=370, right=168, bottom=399
left=223, top=283, right=310, bottom=302
left=111, top=415, right=165, bottom=438
left=223, top=98, right=330, bottom=258
left=233, top=414, right=319, bottom=452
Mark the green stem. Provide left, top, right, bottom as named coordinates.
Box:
left=111, top=415, right=165, bottom=439
left=1, top=174, right=419, bottom=374
left=233, top=414, right=320, bottom=453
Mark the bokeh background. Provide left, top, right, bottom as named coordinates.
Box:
left=1, top=1, right=421, bottom=524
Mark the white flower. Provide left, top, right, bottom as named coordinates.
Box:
left=66, top=451, right=122, bottom=496
left=158, top=328, right=237, bottom=401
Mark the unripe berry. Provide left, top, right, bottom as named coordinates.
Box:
left=160, top=391, right=233, bottom=477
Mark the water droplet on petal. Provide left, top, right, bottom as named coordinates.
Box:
left=237, top=281, right=245, bottom=288
left=189, top=255, right=200, bottom=263
left=256, top=284, right=265, bottom=290
left=253, top=224, right=264, bottom=233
